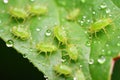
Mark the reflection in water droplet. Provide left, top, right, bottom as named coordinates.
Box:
left=3, top=0, right=8, bottom=4
left=6, top=40, right=14, bottom=47
left=89, top=59, right=94, bottom=64
left=45, top=29, right=51, bottom=36
left=97, top=56, right=106, bottom=64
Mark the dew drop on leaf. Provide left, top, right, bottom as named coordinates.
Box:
left=85, top=41, right=91, bottom=47
left=100, top=3, right=107, bottom=9
left=89, top=59, right=94, bottom=64
left=36, top=28, right=40, bottom=32
left=106, top=9, right=111, bottom=14
left=92, top=11, right=96, bottom=15
left=45, top=29, right=51, bottom=36
left=97, top=56, right=106, bottom=64
left=3, top=0, right=8, bottom=4
left=6, top=40, right=14, bottom=47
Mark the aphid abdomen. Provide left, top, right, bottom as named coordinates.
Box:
left=54, top=64, right=72, bottom=75
left=67, top=44, right=78, bottom=61
left=90, top=18, right=112, bottom=33
left=66, top=8, right=80, bottom=21
left=28, top=5, right=47, bottom=16
left=54, top=26, right=67, bottom=44
left=9, top=7, right=28, bottom=19
left=11, top=26, right=30, bottom=40
left=36, top=43, right=57, bottom=52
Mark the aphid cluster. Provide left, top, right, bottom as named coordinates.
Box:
left=8, top=4, right=48, bottom=40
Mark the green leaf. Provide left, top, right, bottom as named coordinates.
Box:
left=0, top=0, right=120, bottom=80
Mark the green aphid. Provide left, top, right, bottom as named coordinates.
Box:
left=54, top=26, right=67, bottom=44
left=28, top=4, right=47, bottom=16
left=9, top=7, right=28, bottom=19
left=89, top=18, right=112, bottom=33
left=54, top=64, right=72, bottom=75
left=36, top=42, right=57, bottom=53
left=66, top=8, right=80, bottom=21
left=11, top=25, right=30, bottom=40
left=67, top=44, right=78, bottom=61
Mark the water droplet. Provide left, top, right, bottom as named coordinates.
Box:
left=106, top=9, right=111, bottom=13
left=83, top=16, right=86, bottom=19
left=36, top=28, right=40, bottom=31
left=86, top=41, right=91, bottom=47
left=100, top=3, right=107, bottom=9
left=89, top=59, right=94, bottom=64
left=73, top=77, right=77, bottom=80
left=80, top=20, right=84, bottom=24
left=44, top=75, right=48, bottom=79
left=79, top=64, right=83, bottom=68
left=3, top=0, right=8, bottom=4
left=92, top=11, right=96, bottom=15
left=87, top=19, right=90, bottom=23
left=102, top=49, right=105, bottom=52
left=45, top=29, right=51, bottom=36
left=97, top=56, right=106, bottom=64
left=23, top=54, right=27, bottom=58
left=106, top=44, right=109, bottom=47
left=6, top=40, right=14, bottom=47
left=81, top=0, right=86, bottom=3
left=117, top=43, right=120, bottom=46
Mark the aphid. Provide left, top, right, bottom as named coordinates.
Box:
left=89, top=18, right=112, bottom=33
left=10, top=25, right=30, bottom=40
left=67, top=44, right=78, bottom=61
left=66, top=8, right=80, bottom=21
left=36, top=42, right=57, bottom=53
left=54, top=26, right=67, bottom=44
left=74, top=70, right=85, bottom=80
left=9, top=7, right=28, bottom=19
left=28, top=4, right=47, bottom=16
left=54, top=64, right=72, bottom=75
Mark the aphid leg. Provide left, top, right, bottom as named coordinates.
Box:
left=45, top=52, right=49, bottom=60
left=102, top=28, right=110, bottom=39
left=14, top=17, right=20, bottom=24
